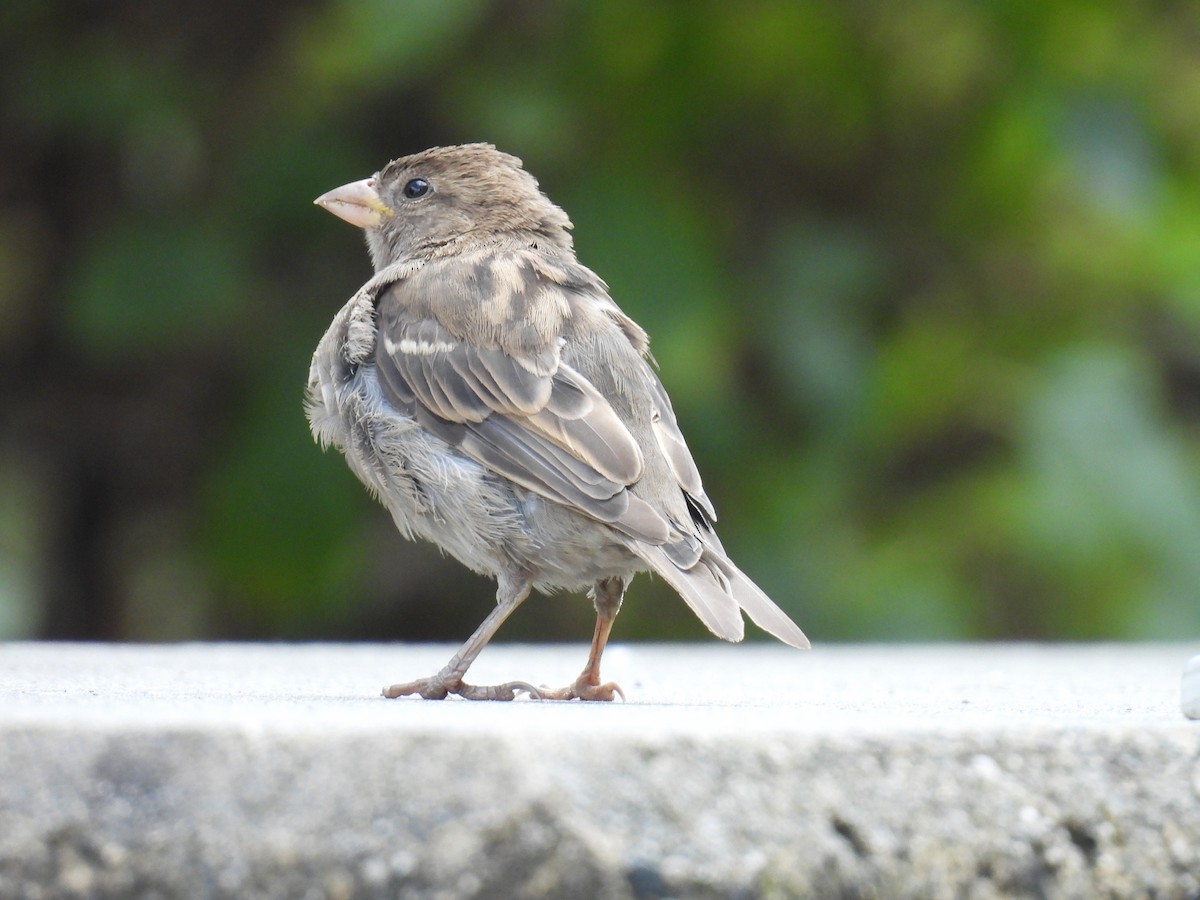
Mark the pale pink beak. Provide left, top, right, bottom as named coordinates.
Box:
left=314, top=178, right=394, bottom=229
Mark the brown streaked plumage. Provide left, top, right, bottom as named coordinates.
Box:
left=308, top=143, right=808, bottom=701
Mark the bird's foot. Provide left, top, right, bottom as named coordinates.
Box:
left=382, top=675, right=541, bottom=701
left=538, top=677, right=625, bottom=702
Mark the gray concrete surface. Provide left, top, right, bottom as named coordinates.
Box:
left=0, top=641, right=1197, bottom=899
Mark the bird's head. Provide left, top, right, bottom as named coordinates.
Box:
left=315, top=143, right=573, bottom=270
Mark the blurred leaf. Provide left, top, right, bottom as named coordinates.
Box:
left=562, top=167, right=732, bottom=420
left=763, top=220, right=882, bottom=431
left=0, top=454, right=42, bottom=639
left=199, top=344, right=371, bottom=632
left=282, top=0, right=488, bottom=118
left=1018, top=343, right=1200, bottom=636
left=66, top=217, right=250, bottom=357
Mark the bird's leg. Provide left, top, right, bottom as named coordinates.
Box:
left=540, top=576, right=626, bottom=702
left=383, top=572, right=540, bottom=701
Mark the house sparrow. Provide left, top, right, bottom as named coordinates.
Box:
left=308, top=144, right=808, bottom=701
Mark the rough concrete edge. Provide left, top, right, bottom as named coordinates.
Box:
left=1, top=721, right=1199, bottom=898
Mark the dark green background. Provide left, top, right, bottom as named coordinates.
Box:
left=3, top=1, right=1200, bottom=644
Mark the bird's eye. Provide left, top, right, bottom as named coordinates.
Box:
left=402, top=178, right=430, bottom=199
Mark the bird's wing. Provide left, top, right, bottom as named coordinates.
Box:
left=372, top=278, right=670, bottom=545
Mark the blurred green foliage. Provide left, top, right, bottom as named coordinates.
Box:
left=2, top=1, right=1200, bottom=643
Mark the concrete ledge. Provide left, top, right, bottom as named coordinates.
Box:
left=1, top=642, right=1197, bottom=898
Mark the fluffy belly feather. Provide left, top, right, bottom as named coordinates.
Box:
left=310, top=363, right=642, bottom=593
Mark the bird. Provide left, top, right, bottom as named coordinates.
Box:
left=307, top=143, right=808, bottom=701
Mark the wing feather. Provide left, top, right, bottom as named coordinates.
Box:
left=373, top=280, right=664, bottom=544
left=646, top=376, right=716, bottom=524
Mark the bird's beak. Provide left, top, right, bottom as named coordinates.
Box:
left=313, top=178, right=394, bottom=229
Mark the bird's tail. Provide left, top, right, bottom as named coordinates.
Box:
left=634, top=545, right=810, bottom=649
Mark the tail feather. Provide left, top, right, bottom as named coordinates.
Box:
left=710, top=553, right=810, bottom=649
left=635, top=545, right=744, bottom=642
left=635, top=544, right=809, bottom=649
